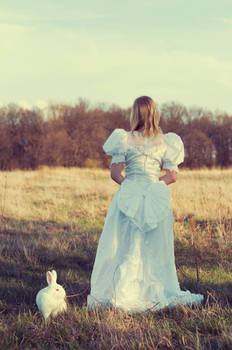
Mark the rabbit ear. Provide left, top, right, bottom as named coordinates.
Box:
left=46, top=271, right=54, bottom=286
left=51, top=270, right=57, bottom=283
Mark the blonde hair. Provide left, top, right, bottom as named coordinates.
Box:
left=130, top=96, right=162, bottom=137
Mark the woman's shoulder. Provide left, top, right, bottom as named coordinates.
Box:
left=104, top=128, right=128, bottom=141
left=108, top=128, right=129, bottom=143
left=102, top=128, right=128, bottom=155
left=162, top=132, right=185, bottom=169
left=111, top=128, right=128, bottom=136
left=164, top=132, right=182, bottom=140
left=163, top=132, right=183, bottom=148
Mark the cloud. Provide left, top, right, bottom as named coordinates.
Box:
left=35, top=100, right=48, bottom=109
left=0, top=8, right=106, bottom=23
left=216, top=17, right=232, bottom=24
left=18, top=100, right=31, bottom=109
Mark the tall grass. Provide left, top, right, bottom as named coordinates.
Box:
left=0, top=167, right=231, bottom=349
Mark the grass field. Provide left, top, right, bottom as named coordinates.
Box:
left=0, top=167, right=232, bottom=350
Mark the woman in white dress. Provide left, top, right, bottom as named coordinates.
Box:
left=87, top=96, right=203, bottom=313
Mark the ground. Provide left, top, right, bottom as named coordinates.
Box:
left=0, top=167, right=231, bottom=349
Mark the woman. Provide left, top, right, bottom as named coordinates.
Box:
left=87, top=96, right=203, bottom=313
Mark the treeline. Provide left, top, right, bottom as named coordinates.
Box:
left=0, top=100, right=231, bottom=170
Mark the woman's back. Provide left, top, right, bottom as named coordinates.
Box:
left=103, top=128, right=184, bottom=183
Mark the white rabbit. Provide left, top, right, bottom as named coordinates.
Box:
left=36, top=270, right=67, bottom=321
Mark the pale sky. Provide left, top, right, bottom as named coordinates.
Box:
left=0, top=0, right=232, bottom=113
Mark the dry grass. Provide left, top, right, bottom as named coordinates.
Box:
left=171, top=168, right=232, bottom=221
left=1, top=166, right=231, bottom=223
left=0, top=167, right=232, bottom=349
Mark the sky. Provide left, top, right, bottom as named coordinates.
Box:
left=0, top=0, right=232, bottom=113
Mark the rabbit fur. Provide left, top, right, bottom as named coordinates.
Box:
left=36, top=270, right=67, bottom=321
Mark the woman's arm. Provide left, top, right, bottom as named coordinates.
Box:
left=110, top=162, right=125, bottom=185
left=159, top=169, right=178, bottom=185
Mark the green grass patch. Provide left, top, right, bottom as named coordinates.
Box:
left=0, top=216, right=232, bottom=349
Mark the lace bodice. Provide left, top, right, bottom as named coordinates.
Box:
left=103, top=129, right=184, bottom=183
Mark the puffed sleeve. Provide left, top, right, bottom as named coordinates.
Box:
left=162, top=133, right=184, bottom=172
left=102, top=128, right=127, bottom=168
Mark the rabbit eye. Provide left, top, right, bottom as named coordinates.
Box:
left=56, top=288, right=59, bottom=291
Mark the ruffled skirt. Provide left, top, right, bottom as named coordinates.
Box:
left=87, top=179, right=203, bottom=313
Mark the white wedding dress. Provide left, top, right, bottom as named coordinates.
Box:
left=87, top=129, right=203, bottom=313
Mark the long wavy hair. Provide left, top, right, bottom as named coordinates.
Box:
left=130, top=96, right=162, bottom=137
